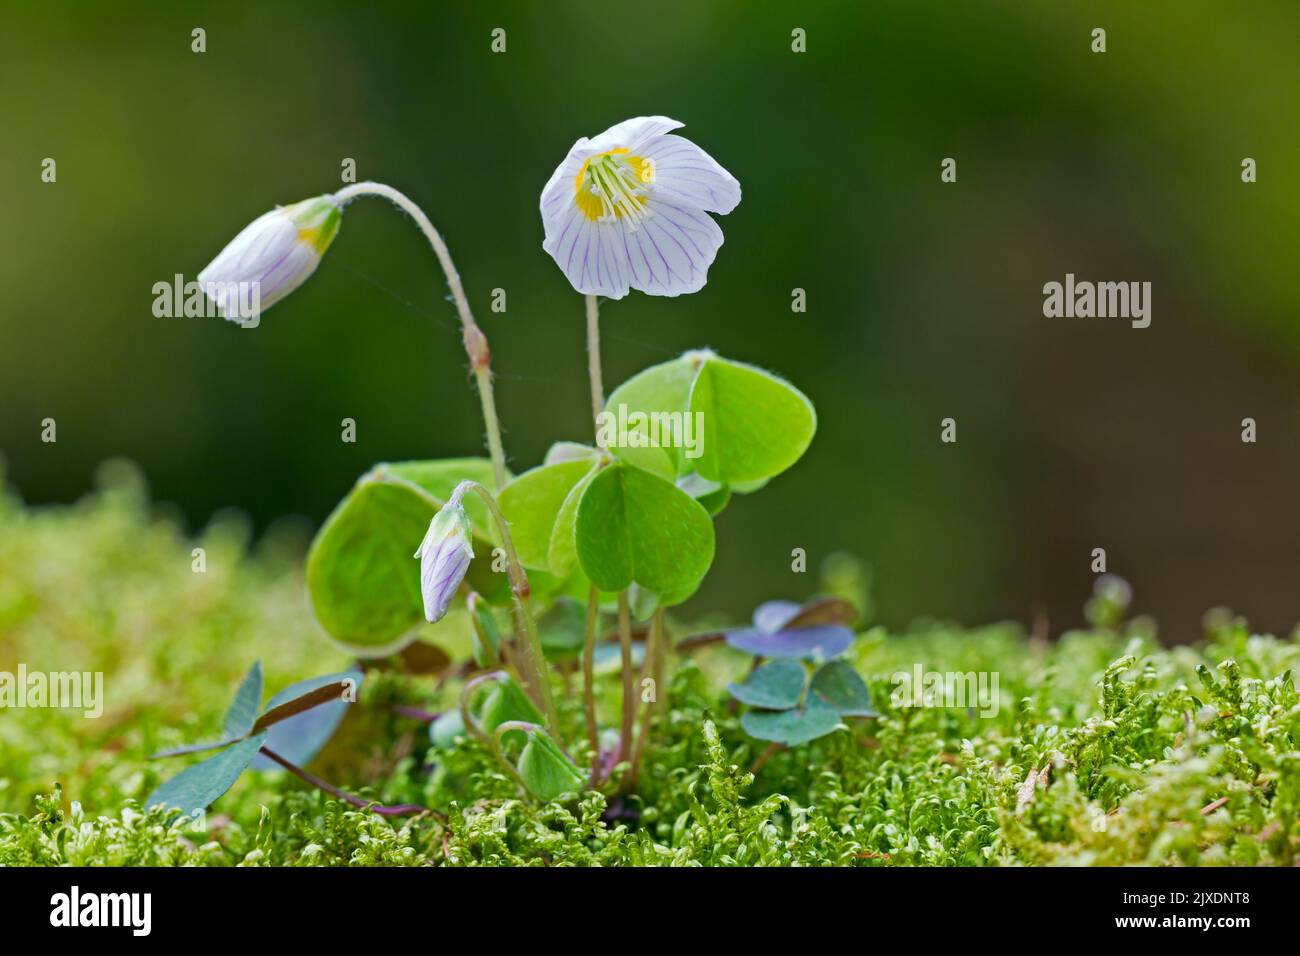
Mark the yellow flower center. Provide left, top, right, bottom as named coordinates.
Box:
left=574, top=148, right=654, bottom=228
left=289, top=197, right=342, bottom=255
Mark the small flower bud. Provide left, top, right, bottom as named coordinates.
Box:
left=198, top=195, right=341, bottom=323
left=516, top=727, right=585, bottom=801
left=414, top=491, right=475, bottom=623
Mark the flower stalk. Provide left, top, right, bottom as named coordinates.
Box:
left=333, top=181, right=507, bottom=490
left=583, top=584, right=601, bottom=785
left=454, top=481, right=558, bottom=732
left=624, top=607, right=663, bottom=793
left=616, top=591, right=635, bottom=765
left=585, top=293, right=606, bottom=448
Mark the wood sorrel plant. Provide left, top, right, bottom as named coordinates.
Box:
left=171, top=115, right=819, bottom=809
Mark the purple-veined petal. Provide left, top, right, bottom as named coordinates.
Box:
left=544, top=212, right=634, bottom=299
left=539, top=117, right=736, bottom=298
left=587, top=116, right=684, bottom=154
left=641, top=134, right=741, bottom=215
left=198, top=196, right=339, bottom=323
left=540, top=140, right=591, bottom=220
left=618, top=195, right=724, bottom=296
left=414, top=504, right=474, bottom=623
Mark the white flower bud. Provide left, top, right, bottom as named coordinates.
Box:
left=198, top=195, right=341, bottom=323
left=414, top=491, right=475, bottom=623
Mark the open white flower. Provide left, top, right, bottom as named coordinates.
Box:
left=198, top=195, right=341, bottom=322
left=540, top=116, right=740, bottom=299
left=414, top=490, right=475, bottom=623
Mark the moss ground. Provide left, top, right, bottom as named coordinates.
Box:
left=2, top=463, right=1297, bottom=866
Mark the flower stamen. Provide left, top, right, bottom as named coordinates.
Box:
left=574, top=149, right=653, bottom=229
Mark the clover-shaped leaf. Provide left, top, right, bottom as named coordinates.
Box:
left=726, top=624, right=853, bottom=660
left=752, top=600, right=803, bottom=635
left=574, top=462, right=714, bottom=603
left=606, top=350, right=817, bottom=488
left=605, top=354, right=700, bottom=478
left=148, top=664, right=362, bottom=816
left=306, top=458, right=506, bottom=654
left=222, top=661, right=263, bottom=738
left=610, top=443, right=676, bottom=481
left=781, top=596, right=858, bottom=629
left=727, top=660, right=806, bottom=709
left=548, top=463, right=600, bottom=578
left=728, top=645, right=875, bottom=748
left=146, top=734, right=268, bottom=819
left=249, top=669, right=363, bottom=770
left=808, top=660, right=878, bottom=717
left=543, top=441, right=599, bottom=466
left=689, top=353, right=817, bottom=485
left=498, top=458, right=595, bottom=571
left=741, top=707, right=843, bottom=746
left=725, top=595, right=857, bottom=659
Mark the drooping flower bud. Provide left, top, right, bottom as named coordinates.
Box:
left=198, top=195, right=341, bottom=324
left=414, top=490, right=475, bottom=623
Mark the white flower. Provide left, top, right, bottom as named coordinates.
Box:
left=414, top=490, right=475, bottom=623
left=198, top=195, right=341, bottom=323
left=540, top=116, right=740, bottom=299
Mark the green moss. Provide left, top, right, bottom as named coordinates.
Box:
left=2, top=462, right=1297, bottom=866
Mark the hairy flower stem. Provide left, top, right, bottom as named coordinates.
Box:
left=333, top=181, right=507, bottom=489
left=585, top=294, right=606, bottom=447
left=458, top=482, right=558, bottom=732
left=583, top=585, right=602, bottom=786
left=616, top=591, right=635, bottom=764
left=258, top=747, right=433, bottom=818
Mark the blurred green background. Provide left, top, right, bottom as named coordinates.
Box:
left=2, top=1, right=1298, bottom=639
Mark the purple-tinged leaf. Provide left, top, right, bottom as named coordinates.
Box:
left=726, top=624, right=854, bottom=660
left=222, top=661, right=263, bottom=738
left=250, top=678, right=355, bottom=734
left=145, top=733, right=267, bottom=817
left=249, top=670, right=361, bottom=770
left=151, top=737, right=244, bottom=759
left=783, top=596, right=857, bottom=630
left=728, top=660, right=807, bottom=709
left=808, top=660, right=878, bottom=716
left=741, top=707, right=842, bottom=746
left=752, top=600, right=801, bottom=634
